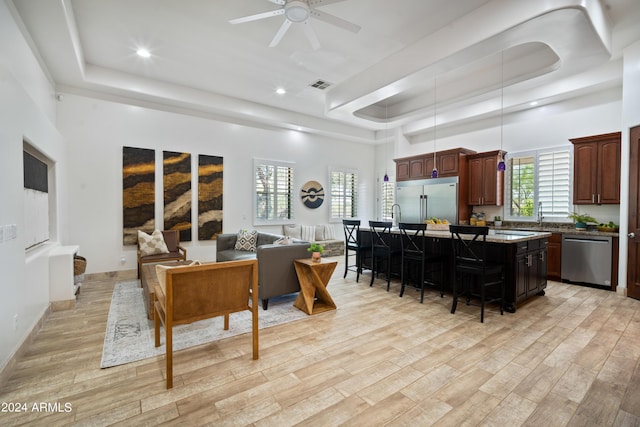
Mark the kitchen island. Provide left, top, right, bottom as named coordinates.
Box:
left=358, top=227, right=552, bottom=312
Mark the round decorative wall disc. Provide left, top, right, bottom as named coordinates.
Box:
left=300, top=180, right=324, bottom=209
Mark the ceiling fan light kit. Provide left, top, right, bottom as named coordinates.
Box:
left=230, top=0, right=361, bottom=49
left=285, top=1, right=309, bottom=22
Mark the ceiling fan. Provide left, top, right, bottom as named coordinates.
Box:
left=229, top=0, right=361, bottom=49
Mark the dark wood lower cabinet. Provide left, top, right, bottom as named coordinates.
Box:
left=357, top=230, right=548, bottom=312
left=547, top=233, right=562, bottom=281
left=512, top=239, right=548, bottom=309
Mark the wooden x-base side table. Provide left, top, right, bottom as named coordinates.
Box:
left=293, top=258, right=338, bottom=315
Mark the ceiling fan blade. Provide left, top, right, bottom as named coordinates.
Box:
left=310, top=9, right=361, bottom=33
left=302, top=21, right=321, bottom=50
left=308, top=0, right=348, bottom=7
left=269, top=19, right=292, bottom=47
left=229, top=9, right=284, bottom=25
left=267, top=0, right=286, bottom=4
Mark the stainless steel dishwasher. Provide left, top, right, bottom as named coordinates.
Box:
left=561, top=234, right=612, bottom=287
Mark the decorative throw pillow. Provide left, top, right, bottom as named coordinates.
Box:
left=315, top=226, right=326, bottom=242
left=300, top=225, right=316, bottom=242
left=275, top=236, right=293, bottom=245
left=235, top=229, right=258, bottom=252
left=156, top=260, right=201, bottom=295
left=322, top=224, right=336, bottom=240
left=283, top=224, right=302, bottom=239
left=138, top=230, right=170, bottom=257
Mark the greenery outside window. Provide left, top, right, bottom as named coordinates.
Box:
left=508, top=155, right=535, bottom=217
left=330, top=169, right=358, bottom=220
left=505, top=148, right=571, bottom=221
left=254, top=159, right=294, bottom=225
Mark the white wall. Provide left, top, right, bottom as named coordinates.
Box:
left=618, top=40, right=640, bottom=292
left=56, top=94, right=376, bottom=274
left=0, top=1, right=67, bottom=371
left=397, top=87, right=622, bottom=159
left=395, top=90, right=624, bottom=217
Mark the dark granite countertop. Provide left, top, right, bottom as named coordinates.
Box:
left=492, top=222, right=619, bottom=237
left=362, top=226, right=552, bottom=243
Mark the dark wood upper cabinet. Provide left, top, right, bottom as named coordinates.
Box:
left=394, top=148, right=476, bottom=224
left=396, top=160, right=410, bottom=181
left=394, top=148, right=475, bottom=182
left=467, top=150, right=505, bottom=206
left=409, top=158, right=425, bottom=179
left=570, top=132, right=621, bottom=204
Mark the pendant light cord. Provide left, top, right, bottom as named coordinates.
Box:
left=383, top=102, right=390, bottom=182
left=497, top=50, right=507, bottom=172
left=432, top=76, right=438, bottom=178
left=500, top=50, right=504, bottom=151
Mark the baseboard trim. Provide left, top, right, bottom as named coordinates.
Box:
left=617, top=287, right=628, bottom=296
left=51, top=299, right=76, bottom=311
left=0, top=305, right=51, bottom=390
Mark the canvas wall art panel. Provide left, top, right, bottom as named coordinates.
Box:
left=198, top=154, right=223, bottom=240
left=122, top=147, right=155, bottom=245
left=163, top=151, right=192, bottom=242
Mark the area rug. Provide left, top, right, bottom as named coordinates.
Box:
left=100, top=280, right=309, bottom=368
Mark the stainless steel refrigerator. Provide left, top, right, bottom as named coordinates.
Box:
left=396, top=177, right=458, bottom=224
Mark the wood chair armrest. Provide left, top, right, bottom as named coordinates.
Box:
left=154, top=284, right=166, bottom=308
left=177, top=245, right=187, bottom=259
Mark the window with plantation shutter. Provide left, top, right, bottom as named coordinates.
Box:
left=254, top=159, right=294, bottom=225
left=381, top=180, right=394, bottom=221
left=330, top=169, right=358, bottom=220
left=538, top=150, right=571, bottom=218
left=508, top=155, right=535, bottom=218
left=505, top=148, right=571, bottom=221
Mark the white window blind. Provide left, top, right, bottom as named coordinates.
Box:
left=538, top=150, right=571, bottom=218
left=330, top=170, right=358, bottom=220
left=381, top=180, right=394, bottom=221
left=254, top=160, right=294, bottom=224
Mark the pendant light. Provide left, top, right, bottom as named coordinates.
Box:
left=431, top=76, right=439, bottom=178
left=497, top=50, right=506, bottom=172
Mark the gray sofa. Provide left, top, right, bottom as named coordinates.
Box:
left=216, top=232, right=310, bottom=310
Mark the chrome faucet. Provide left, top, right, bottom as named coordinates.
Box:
left=391, top=203, right=401, bottom=226
left=537, top=202, right=543, bottom=225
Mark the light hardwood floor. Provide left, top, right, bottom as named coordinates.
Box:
left=1, top=256, right=640, bottom=426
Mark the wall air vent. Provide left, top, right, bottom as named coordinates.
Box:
left=309, top=79, right=332, bottom=90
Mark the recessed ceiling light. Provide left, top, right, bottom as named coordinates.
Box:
left=136, top=48, right=151, bottom=58
left=276, top=87, right=286, bottom=95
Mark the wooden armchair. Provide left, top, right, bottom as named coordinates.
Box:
left=153, top=259, right=259, bottom=389
left=137, top=230, right=187, bottom=278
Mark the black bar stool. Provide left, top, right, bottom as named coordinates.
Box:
left=342, top=219, right=370, bottom=282
left=368, top=221, right=400, bottom=291
left=398, top=222, right=445, bottom=303
left=450, top=225, right=505, bottom=323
